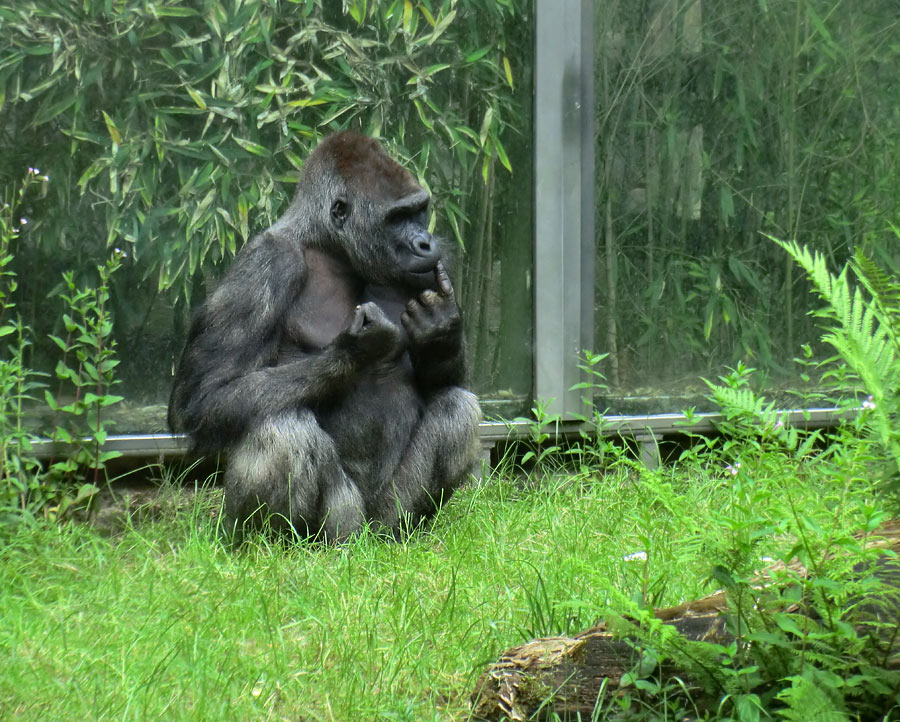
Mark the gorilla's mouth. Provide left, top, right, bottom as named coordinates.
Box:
left=406, top=266, right=440, bottom=290
left=403, top=254, right=441, bottom=273
left=400, top=252, right=441, bottom=289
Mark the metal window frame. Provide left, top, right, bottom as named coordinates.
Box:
left=534, top=0, right=596, bottom=420
left=27, top=408, right=847, bottom=469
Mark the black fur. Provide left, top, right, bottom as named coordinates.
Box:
left=169, top=132, right=481, bottom=541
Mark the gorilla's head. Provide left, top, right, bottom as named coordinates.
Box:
left=294, top=131, right=443, bottom=291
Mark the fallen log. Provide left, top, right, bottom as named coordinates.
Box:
left=471, top=521, right=900, bottom=721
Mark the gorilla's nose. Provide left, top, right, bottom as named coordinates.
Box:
left=410, top=229, right=440, bottom=259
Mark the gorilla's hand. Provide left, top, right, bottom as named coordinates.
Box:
left=337, top=301, right=403, bottom=364
left=401, top=262, right=462, bottom=352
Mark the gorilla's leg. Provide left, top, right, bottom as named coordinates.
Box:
left=224, top=410, right=365, bottom=542
left=368, top=387, right=482, bottom=531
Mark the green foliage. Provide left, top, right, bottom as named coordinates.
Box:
left=773, top=235, right=900, bottom=479
left=512, top=398, right=563, bottom=483
left=0, top=171, right=46, bottom=524
left=42, top=255, right=125, bottom=486
left=0, top=172, right=123, bottom=527
left=512, top=351, right=622, bottom=482
left=0, top=0, right=521, bottom=295
left=657, top=368, right=899, bottom=720
left=776, top=674, right=849, bottom=722
left=519, top=351, right=899, bottom=719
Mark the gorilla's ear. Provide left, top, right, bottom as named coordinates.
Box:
left=330, top=198, right=350, bottom=228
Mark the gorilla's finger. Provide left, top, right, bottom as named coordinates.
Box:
left=349, top=305, right=365, bottom=333
left=359, top=301, right=390, bottom=327
left=435, top=261, right=454, bottom=298
left=417, top=290, right=439, bottom=308
left=402, top=297, right=427, bottom=321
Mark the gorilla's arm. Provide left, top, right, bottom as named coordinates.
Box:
left=401, top=263, right=468, bottom=393
left=168, top=232, right=399, bottom=451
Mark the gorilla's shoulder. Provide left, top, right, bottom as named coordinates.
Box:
left=232, top=228, right=307, bottom=284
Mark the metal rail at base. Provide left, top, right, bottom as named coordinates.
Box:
left=27, top=408, right=846, bottom=471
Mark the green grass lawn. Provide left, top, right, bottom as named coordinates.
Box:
left=0, top=443, right=880, bottom=721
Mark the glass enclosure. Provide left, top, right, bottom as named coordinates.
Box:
left=0, top=1, right=534, bottom=436
left=592, top=0, right=900, bottom=414
left=2, top=0, right=898, bottom=439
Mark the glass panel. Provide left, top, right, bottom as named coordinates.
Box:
left=1, top=1, right=535, bottom=437
left=593, top=0, right=900, bottom=414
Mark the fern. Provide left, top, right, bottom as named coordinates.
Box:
left=776, top=674, right=849, bottom=722
left=852, top=240, right=900, bottom=355
left=771, top=236, right=900, bottom=476
left=704, top=381, right=798, bottom=450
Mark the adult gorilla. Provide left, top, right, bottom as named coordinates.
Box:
left=168, top=132, right=481, bottom=541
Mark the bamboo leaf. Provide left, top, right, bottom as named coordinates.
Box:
left=233, top=137, right=271, bottom=157
left=492, top=132, right=512, bottom=173
left=413, top=99, right=433, bottom=130
left=419, top=5, right=435, bottom=27
left=186, top=87, right=207, bottom=110
left=403, top=0, right=413, bottom=33
left=287, top=97, right=329, bottom=108
left=465, top=46, right=491, bottom=63
left=32, top=93, right=77, bottom=126
left=153, top=6, right=198, bottom=17
left=348, top=0, right=364, bottom=25
left=503, top=56, right=514, bottom=89
left=479, top=106, right=494, bottom=148
left=102, top=111, right=122, bottom=145
left=427, top=9, right=456, bottom=44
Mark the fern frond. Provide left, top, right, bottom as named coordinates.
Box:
left=853, top=245, right=900, bottom=353
left=704, top=380, right=798, bottom=448
left=772, top=236, right=900, bottom=474
left=769, top=237, right=852, bottom=320
left=770, top=237, right=899, bottom=399
left=776, top=675, right=848, bottom=722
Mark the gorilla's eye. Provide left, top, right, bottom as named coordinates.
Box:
left=330, top=199, right=349, bottom=226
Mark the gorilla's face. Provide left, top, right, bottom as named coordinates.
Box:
left=300, top=132, right=444, bottom=292
left=377, top=189, right=442, bottom=290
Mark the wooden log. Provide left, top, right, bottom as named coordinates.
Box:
left=470, top=522, right=900, bottom=721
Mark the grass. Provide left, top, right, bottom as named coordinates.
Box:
left=0, top=440, right=882, bottom=721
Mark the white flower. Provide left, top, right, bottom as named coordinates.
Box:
left=623, top=551, right=647, bottom=562
left=862, top=395, right=876, bottom=410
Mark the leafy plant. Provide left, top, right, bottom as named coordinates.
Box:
left=772, top=235, right=900, bottom=481
left=512, top=398, right=563, bottom=484
left=0, top=170, right=46, bottom=524
left=0, top=171, right=124, bottom=526
left=43, top=253, right=124, bottom=502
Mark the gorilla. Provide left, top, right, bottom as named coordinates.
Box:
left=168, top=131, right=482, bottom=542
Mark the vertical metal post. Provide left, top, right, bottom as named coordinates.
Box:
left=534, top=0, right=595, bottom=419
